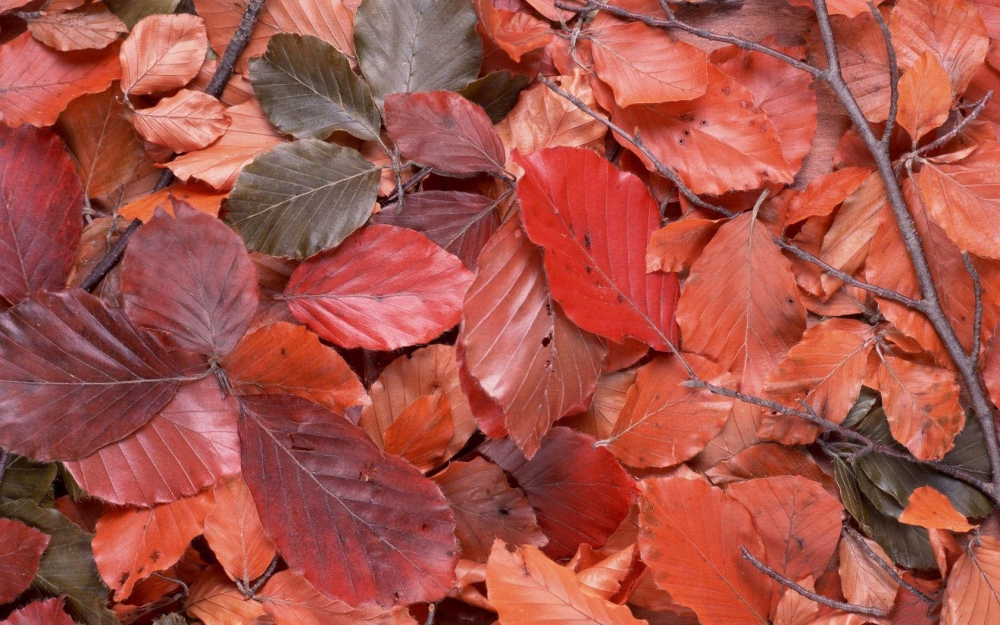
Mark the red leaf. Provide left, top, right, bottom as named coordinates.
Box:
left=371, top=191, right=501, bottom=270
left=0, top=598, right=77, bottom=625
left=93, top=490, right=215, bottom=600
left=482, top=427, right=635, bottom=558
left=203, top=475, right=277, bottom=584
left=0, top=125, right=83, bottom=311
left=384, top=92, right=505, bottom=174
left=63, top=377, right=240, bottom=506
left=122, top=201, right=258, bottom=357
left=284, top=224, right=473, bottom=351
left=221, top=321, right=369, bottom=416
left=259, top=570, right=415, bottom=624
left=461, top=215, right=606, bottom=457
left=0, top=289, right=184, bottom=461
left=604, top=354, right=734, bottom=468
left=0, top=33, right=121, bottom=127
left=516, top=147, right=679, bottom=351
left=238, top=394, right=458, bottom=608
left=432, top=457, right=547, bottom=562
left=0, top=518, right=49, bottom=604
left=638, top=476, right=773, bottom=625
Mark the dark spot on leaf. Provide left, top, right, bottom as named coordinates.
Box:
left=541, top=332, right=552, bottom=348
left=280, top=348, right=286, bottom=356
left=498, top=506, right=510, bottom=516
left=583, top=232, right=591, bottom=249
left=149, top=550, right=161, bottom=562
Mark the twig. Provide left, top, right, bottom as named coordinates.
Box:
left=385, top=165, right=433, bottom=203
left=79, top=218, right=143, bottom=292
left=901, top=92, right=993, bottom=162
left=154, top=0, right=269, bottom=192
left=813, top=0, right=1000, bottom=504
left=0, top=449, right=10, bottom=486
left=964, top=252, right=984, bottom=366
left=842, top=526, right=936, bottom=604
left=868, top=4, right=899, bottom=145
left=740, top=546, right=889, bottom=617
left=424, top=601, right=439, bottom=625
left=152, top=572, right=190, bottom=597
left=555, top=0, right=823, bottom=77
left=237, top=555, right=279, bottom=599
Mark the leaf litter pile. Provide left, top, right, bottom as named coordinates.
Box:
left=5, top=0, right=1000, bottom=623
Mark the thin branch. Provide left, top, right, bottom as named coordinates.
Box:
left=901, top=91, right=993, bottom=162
left=386, top=166, right=433, bottom=204
left=424, top=601, right=439, bottom=625
left=237, top=554, right=279, bottom=598
left=537, top=76, right=923, bottom=309
left=154, top=0, right=269, bottom=192
left=868, top=4, right=899, bottom=145
left=842, top=526, right=936, bottom=604
left=0, top=449, right=10, bottom=486
left=813, top=0, right=1000, bottom=503
left=740, top=546, right=889, bottom=617
left=964, top=252, right=984, bottom=366
left=79, top=218, right=143, bottom=292
left=556, top=0, right=823, bottom=77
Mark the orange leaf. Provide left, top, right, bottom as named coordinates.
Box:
left=0, top=32, right=120, bottom=127
left=259, top=569, right=416, bottom=624
left=185, top=566, right=266, bottom=625
left=461, top=215, right=606, bottom=458
left=941, top=535, right=1000, bottom=624
left=785, top=0, right=885, bottom=18
left=818, top=172, right=886, bottom=294
left=573, top=543, right=640, bottom=602
left=432, top=457, right=547, bottom=562
left=119, top=186, right=226, bottom=222
left=788, top=167, right=873, bottom=224
left=899, top=485, right=976, bottom=532
left=590, top=20, right=708, bottom=106
left=561, top=370, right=638, bottom=441
left=222, top=321, right=369, bottom=416
left=203, top=475, right=278, bottom=584
left=839, top=531, right=899, bottom=613
left=898, top=52, right=953, bottom=142
left=167, top=99, right=285, bottom=190
left=646, top=217, right=723, bottom=274
left=383, top=393, right=454, bottom=471
left=773, top=579, right=819, bottom=625
left=133, top=89, right=231, bottom=153
left=120, top=14, right=208, bottom=96
left=830, top=13, right=891, bottom=122
left=706, top=443, right=836, bottom=492
left=473, top=0, right=553, bottom=62
left=677, top=210, right=806, bottom=393
left=711, top=39, right=818, bottom=173
left=727, top=476, right=844, bottom=582
left=760, top=319, right=873, bottom=445
left=486, top=541, right=647, bottom=625
left=360, top=344, right=475, bottom=459
left=878, top=354, right=965, bottom=460
left=604, top=354, right=734, bottom=468
left=917, top=141, right=1000, bottom=260
left=93, top=489, right=215, bottom=601
left=25, top=4, right=127, bottom=51
left=638, top=476, right=773, bottom=625
left=890, top=0, right=989, bottom=94
left=596, top=66, right=793, bottom=195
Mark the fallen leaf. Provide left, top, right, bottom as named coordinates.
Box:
left=899, top=485, right=976, bottom=532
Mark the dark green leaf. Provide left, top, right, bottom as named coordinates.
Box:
left=942, top=412, right=991, bottom=479
left=0, top=456, right=57, bottom=504
left=249, top=34, right=381, bottom=141
left=0, top=499, right=115, bottom=625
left=105, top=0, right=182, bottom=29
left=833, top=457, right=935, bottom=570
left=354, top=0, right=482, bottom=104
left=226, top=140, right=381, bottom=259
left=459, top=71, right=531, bottom=123
left=839, top=386, right=879, bottom=429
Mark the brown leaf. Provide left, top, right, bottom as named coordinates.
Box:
left=25, top=4, right=126, bottom=52
left=185, top=566, right=266, bottom=625
left=897, top=52, right=953, bottom=142
left=899, top=485, right=976, bottom=532
left=561, top=369, right=637, bottom=441
left=486, top=541, right=646, bottom=625
left=432, top=457, right=547, bottom=562
left=773, top=578, right=819, bottom=625
left=941, top=535, right=1000, bottom=624
left=839, top=531, right=899, bottom=613
left=829, top=13, right=891, bottom=122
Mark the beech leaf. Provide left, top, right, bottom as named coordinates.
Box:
left=382, top=392, right=454, bottom=471
left=899, top=485, right=976, bottom=532
left=249, top=33, right=381, bottom=141
left=120, top=15, right=207, bottom=96
left=203, top=475, right=277, bottom=584
left=24, top=4, right=128, bottom=52
left=131, top=89, right=231, bottom=153
left=0, top=518, right=50, bottom=604
left=354, top=0, right=482, bottom=104
left=238, top=394, right=458, bottom=608
left=0, top=289, right=184, bottom=462
left=284, top=224, right=473, bottom=350
left=259, top=570, right=415, bottom=624
left=942, top=535, right=1000, bottom=624
left=1, top=598, right=78, bottom=625
left=226, top=139, right=380, bottom=259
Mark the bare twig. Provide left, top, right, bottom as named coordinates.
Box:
left=868, top=4, right=899, bottom=145
left=386, top=165, right=433, bottom=204
left=901, top=92, right=993, bottom=162
left=424, top=601, right=439, bottom=625
left=237, top=555, right=279, bottom=599
left=154, top=0, right=269, bottom=192
left=740, top=546, right=889, bottom=617
left=79, top=218, right=143, bottom=292
left=0, top=449, right=10, bottom=486
left=812, top=0, right=1000, bottom=503
left=843, top=526, right=936, bottom=604
left=964, top=252, right=984, bottom=366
